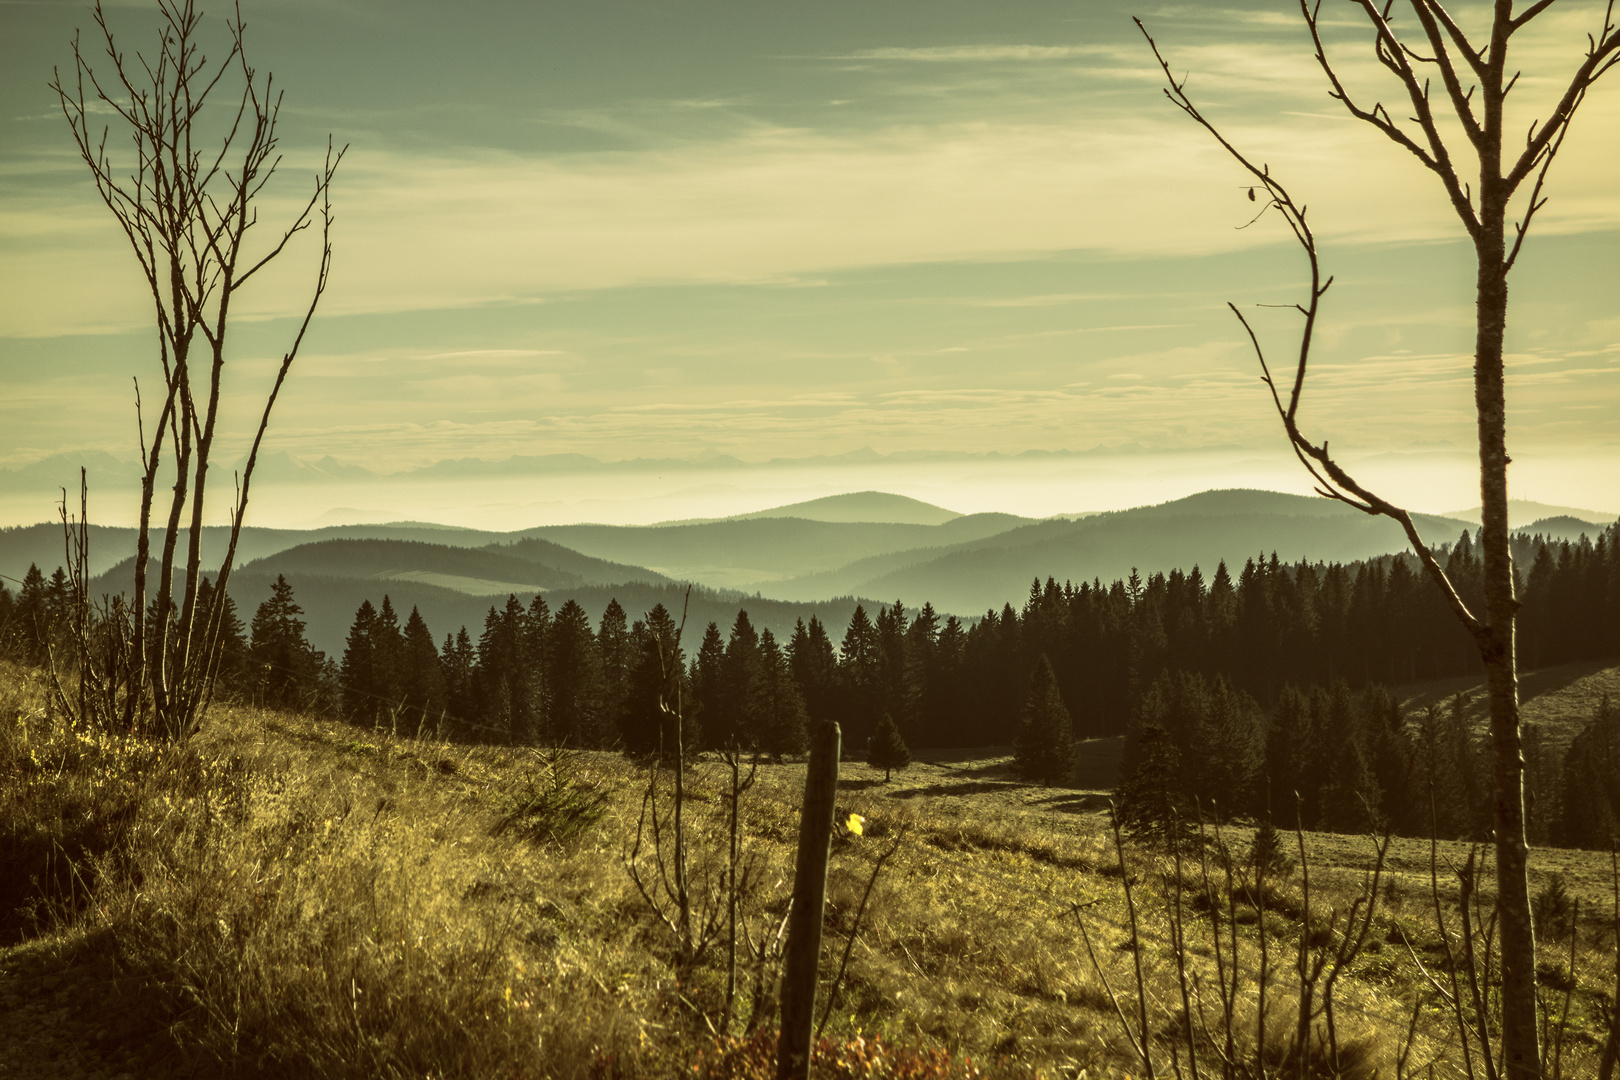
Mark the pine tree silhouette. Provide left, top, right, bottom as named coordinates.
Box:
left=867, top=712, right=910, bottom=781
left=759, top=628, right=809, bottom=759
left=250, top=575, right=322, bottom=710
left=1013, top=655, right=1075, bottom=787
left=340, top=599, right=382, bottom=723
left=1116, top=724, right=1196, bottom=847
left=400, top=606, right=445, bottom=734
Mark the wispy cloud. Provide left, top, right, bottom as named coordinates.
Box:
left=837, top=45, right=1120, bottom=62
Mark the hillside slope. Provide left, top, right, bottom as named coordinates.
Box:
left=246, top=538, right=670, bottom=592
left=730, top=490, right=962, bottom=525
left=516, top=512, right=1031, bottom=590
left=765, top=489, right=1474, bottom=614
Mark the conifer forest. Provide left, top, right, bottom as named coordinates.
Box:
left=8, top=520, right=1616, bottom=849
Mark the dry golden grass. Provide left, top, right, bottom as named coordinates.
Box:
left=2, top=660, right=1617, bottom=1079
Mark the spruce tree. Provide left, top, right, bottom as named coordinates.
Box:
left=524, top=595, right=551, bottom=736
left=687, top=621, right=725, bottom=752
left=0, top=578, right=14, bottom=658
left=930, top=615, right=968, bottom=745
left=249, top=575, right=321, bottom=710
left=16, top=564, right=49, bottom=665
left=759, top=628, right=810, bottom=759
left=1265, top=685, right=1313, bottom=817
left=1116, top=724, right=1195, bottom=847
left=1556, top=695, right=1620, bottom=850
left=1411, top=702, right=1470, bottom=839
left=374, top=595, right=406, bottom=713
left=441, top=627, right=476, bottom=734
left=787, top=616, right=839, bottom=727
left=1013, top=655, right=1075, bottom=787
left=1188, top=675, right=1264, bottom=820
left=1319, top=730, right=1380, bottom=834
left=839, top=604, right=882, bottom=748
left=901, top=602, right=938, bottom=739
left=194, top=575, right=249, bottom=693
left=476, top=596, right=535, bottom=743
left=399, top=606, right=446, bottom=734
left=1249, top=813, right=1293, bottom=880
left=623, top=604, right=687, bottom=757
left=875, top=600, right=909, bottom=723
left=547, top=599, right=606, bottom=747
left=720, top=610, right=765, bottom=749
left=597, top=599, right=631, bottom=735
left=867, top=712, right=910, bottom=781
left=340, top=599, right=381, bottom=723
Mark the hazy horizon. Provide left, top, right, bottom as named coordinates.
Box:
left=3, top=445, right=1618, bottom=533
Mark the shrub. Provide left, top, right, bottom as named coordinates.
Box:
left=491, top=747, right=610, bottom=848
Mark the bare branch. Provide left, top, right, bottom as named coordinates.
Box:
left=1505, top=10, right=1620, bottom=193
left=1140, top=17, right=1489, bottom=649
left=1407, top=0, right=1486, bottom=148
left=1306, top=1, right=1481, bottom=238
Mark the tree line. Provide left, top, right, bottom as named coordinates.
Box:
left=1111, top=668, right=1619, bottom=851
left=3, top=521, right=1617, bottom=847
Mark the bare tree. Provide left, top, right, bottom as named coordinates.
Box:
left=51, top=0, right=343, bottom=738
left=1136, top=5, right=1619, bottom=1078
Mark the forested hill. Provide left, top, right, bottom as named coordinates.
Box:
left=727, top=490, right=966, bottom=524
left=514, top=513, right=1030, bottom=591
left=0, top=521, right=505, bottom=583
left=84, top=544, right=863, bottom=660
left=758, top=489, right=1486, bottom=610
left=0, top=495, right=1029, bottom=594
left=219, top=569, right=870, bottom=662
left=245, top=538, right=671, bottom=592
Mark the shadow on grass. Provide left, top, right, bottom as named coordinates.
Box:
left=0, top=926, right=196, bottom=1078
left=1397, top=658, right=1615, bottom=715
left=1030, top=790, right=1114, bottom=815
left=887, top=780, right=1025, bottom=800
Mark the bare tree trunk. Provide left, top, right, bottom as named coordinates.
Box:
left=1476, top=244, right=1539, bottom=1080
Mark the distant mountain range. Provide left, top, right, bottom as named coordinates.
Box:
left=726, top=491, right=964, bottom=526
left=1444, top=499, right=1617, bottom=526
left=8, top=488, right=1616, bottom=661
left=89, top=553, right=854, bottom=660
left=746, top=489, right=1487, bottom=613
left=515, top=507, right=1032, bottom=590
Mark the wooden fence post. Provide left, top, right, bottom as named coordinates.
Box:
left=777, top=720, right=841, bottom=1080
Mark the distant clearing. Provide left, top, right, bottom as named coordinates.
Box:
left=378, top=569, right=543, bottom=596
left=1395, top=659, right=1620, bottom=752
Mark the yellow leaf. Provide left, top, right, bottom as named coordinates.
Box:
left=846, top=813, right=865, bottom=836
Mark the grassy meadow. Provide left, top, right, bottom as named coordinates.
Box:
left=2, top=659, right=1618, bottom=1079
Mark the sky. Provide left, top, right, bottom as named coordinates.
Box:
left=2, top=0, right=1618, bottom=528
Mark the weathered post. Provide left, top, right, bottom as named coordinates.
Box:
left=777, top=720, right=840, bottom=1080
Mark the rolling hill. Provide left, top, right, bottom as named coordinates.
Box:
left=0, top=521, right=508, bottom=585
left=758, top=489, right=1482, bottom=614
left=216, top=572, right=866, bottom=660
left=90, top=547, right=866, bottom=660
left=1444, top=498, right=1618, bottom=525
left=512, top=512, right=1031, bottom=590
left=730, top=490, right=963, bottom=525
left=244, top=538, right=670, bottom=593
left=1521, top=516, right=1612, bottom=542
